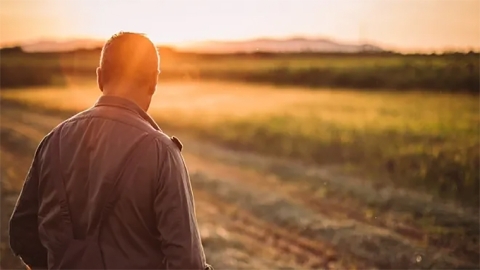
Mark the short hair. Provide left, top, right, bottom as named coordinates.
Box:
left=99, top=32, right=159, bottom=85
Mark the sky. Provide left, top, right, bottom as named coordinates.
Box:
left=0, top=0, right=479, bottom=52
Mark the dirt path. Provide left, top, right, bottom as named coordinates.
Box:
left=1, top=103, right=478, bottom=269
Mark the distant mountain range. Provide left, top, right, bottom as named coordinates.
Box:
left=18, top=37, right=384, bottom=53
left=177, top=37, right=383, bottom=53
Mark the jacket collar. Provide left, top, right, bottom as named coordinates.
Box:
left=94, top=95, right=161, bottom=131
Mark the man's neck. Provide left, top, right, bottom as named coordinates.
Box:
left=102, top=88, right=149, bottom=112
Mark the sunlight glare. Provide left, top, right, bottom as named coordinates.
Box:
left=69, top=1, right=187, bottom=44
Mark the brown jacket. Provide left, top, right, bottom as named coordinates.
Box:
left=9, top=95, right=210, bottom=269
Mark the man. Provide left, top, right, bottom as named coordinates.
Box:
left=9, top=32, right=211, bottom=270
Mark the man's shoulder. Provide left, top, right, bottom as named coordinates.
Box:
left=60, top=108, right=92, bottom=124
left=150, top=131, right=184, bottom=153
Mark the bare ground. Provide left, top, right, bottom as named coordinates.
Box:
left=1, top=102, right=478, bottom=269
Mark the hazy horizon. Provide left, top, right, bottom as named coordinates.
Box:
left=1, top=0, right=479, bottom=53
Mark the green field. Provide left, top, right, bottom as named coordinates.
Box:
left=1, top=46, right=479, bottom=91
left=2, top=80, right=478, bottom=206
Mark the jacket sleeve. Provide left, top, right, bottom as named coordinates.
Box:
left=153, top=137, right=209, bottom=270
left=9, top=136, right=49, bottom=269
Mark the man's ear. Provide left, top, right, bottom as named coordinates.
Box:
left=148, top=71, right=159, bottom=95
left=96, top=67, right=104, bottom=92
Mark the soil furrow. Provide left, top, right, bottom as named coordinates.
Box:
left=194, top=192, right=355, bottom=269
left=190, top=171, right=475, bottom=269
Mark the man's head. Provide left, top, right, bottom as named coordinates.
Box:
left=97, top=32, right=160, bottom=111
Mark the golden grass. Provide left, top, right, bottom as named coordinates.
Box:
left=3, top=80, right=477, bottom=133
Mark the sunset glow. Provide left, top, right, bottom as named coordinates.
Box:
left=1, top=0, right=479, bottom=52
